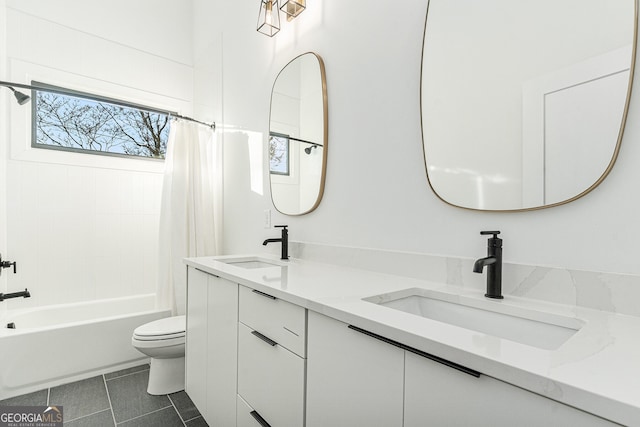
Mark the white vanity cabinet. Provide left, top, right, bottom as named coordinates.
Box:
left=306, top=311, right=617, bottom=427
left=404, top=351, right=618, bottom=427
left=185, top=267, right=239, bottom=427
left=306, top=311, right=405, bottom=427
left=236, top=285, right=307, bottom=427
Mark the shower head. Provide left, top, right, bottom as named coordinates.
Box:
left=8, top=87, right=31, bottom=105
left=304, top=145, right=317, bottom=154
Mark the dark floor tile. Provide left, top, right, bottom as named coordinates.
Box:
left=106, top=370, right=170, bottom=423
left=105, top=364, right=149, bottom=381
left=168, top=391, right=200, bottom=422
left=0, top=389, right=48, bottom=406
left=49, top=376, right=110, bottom=422
left=65, top=408, right=115, bottom=427
left=118, top=407, right=183, bottom=427
left=185, top=416, right=208, bottom=427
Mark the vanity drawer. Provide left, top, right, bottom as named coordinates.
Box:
left=239, top=285, right=306, bottom=357
left=237, top=394, right=269, bottom=427
left=237, top=323, right=305, bottom=427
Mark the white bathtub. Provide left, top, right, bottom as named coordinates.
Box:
left=0, top=294, right=171, bottom=400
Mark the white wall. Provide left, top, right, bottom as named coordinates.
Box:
left=0, top=0, right=8, bottom=316
left=196, top=0, right=640, bottom=277
left=0, top=0, right=194, bottom=309
left=2, top=0, right=638, bottom=314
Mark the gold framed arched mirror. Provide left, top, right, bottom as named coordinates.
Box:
left=269, top=52, right=328, bottom=215
left=421, top=0, right=637, bottom=211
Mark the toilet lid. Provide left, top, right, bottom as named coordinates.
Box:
left=134, top=315, right=186, bottom=338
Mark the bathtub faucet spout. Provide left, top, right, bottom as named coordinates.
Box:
left=0, top=288, right=30, bottom=302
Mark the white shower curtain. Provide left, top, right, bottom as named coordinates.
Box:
left=157, top=119, right=222, bottom=315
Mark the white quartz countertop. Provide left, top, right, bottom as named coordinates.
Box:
left=184, top=254, right=640, bottom=426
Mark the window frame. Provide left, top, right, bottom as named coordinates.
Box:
left=269, top=132, right=291, bottom=176
left=31, top=81, right=175, bottom=161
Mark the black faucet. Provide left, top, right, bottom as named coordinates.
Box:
left=0, top=288, right=30, bottom=302
left=473, top=231, right=503, bottom=299
left=262, top=225, right=289, bottom=260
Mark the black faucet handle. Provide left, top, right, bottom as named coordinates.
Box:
left=274, top=225, right=288, bottom=229
left=481, top=230, right=502, bottom=248
left=0, top=254, right=17, bottom=274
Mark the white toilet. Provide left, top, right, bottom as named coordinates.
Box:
left=132, top=315, right=186, bottom=395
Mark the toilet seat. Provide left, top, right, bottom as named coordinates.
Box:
left=133, top=315, right=185, bottom=342
left=133, top=332, right=185, bottom=341
left=132, top=334, right=185, bottom=348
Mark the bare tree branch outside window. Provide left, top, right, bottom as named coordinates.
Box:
left=269, top=133, right=289, bottom=175
left=34, top=91, right=169, bottom=159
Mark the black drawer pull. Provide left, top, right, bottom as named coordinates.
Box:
left=347, top=325, right=481, bottom=378
left=251, top=330, right=278, bottom=346
left=250, top=410, right=272, bottom=427
left=252, top=289, right=277, bottom=300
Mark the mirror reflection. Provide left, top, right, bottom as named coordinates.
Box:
left=269, top=52, right=327, bottom=215
left=421, top=0, right=635, bottom=211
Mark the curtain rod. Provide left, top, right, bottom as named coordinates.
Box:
left=170, top=113, right=215, bottom=129
left=0, top=80, right=215, bottom=130
left=269, top=132, right=323, bottom=147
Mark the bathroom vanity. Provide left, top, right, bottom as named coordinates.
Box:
left=184, top=255, right=640, bottom=427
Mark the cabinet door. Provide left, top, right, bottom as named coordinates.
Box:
left=207, top=274, right=239, bottom=427
left=404, top=351, right=618, bottom=427
left=185, top=267, right=208, bottom=415
left=186, top=268, right=238, bottom=426
left=306, top=311, right=404, bottom=427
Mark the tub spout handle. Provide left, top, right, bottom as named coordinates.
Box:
left=0, top=253, right=16, bottom=274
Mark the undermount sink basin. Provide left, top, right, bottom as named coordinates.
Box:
left=221, top=257, right=284, bottom=269
left=364, top=289, right=583, bottom=350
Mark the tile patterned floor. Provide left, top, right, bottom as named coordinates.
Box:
left=0, top=364, right=208, bottom=426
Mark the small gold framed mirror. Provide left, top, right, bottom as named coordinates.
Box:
left=269, top=52, right=328, bottom=215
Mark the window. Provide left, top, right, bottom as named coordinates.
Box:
left=269, top=132, right=290, bottom=175
left=32, top=83, right=170, bottom=159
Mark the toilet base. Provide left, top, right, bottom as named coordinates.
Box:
left=147, top=356, right=185, bottom=395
